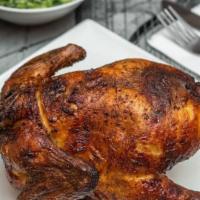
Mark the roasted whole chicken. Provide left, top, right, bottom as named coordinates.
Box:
left=0, top=44, right=200, bottom=200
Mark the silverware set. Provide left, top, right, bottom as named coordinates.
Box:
left=157, top=4, right=200, bottom=54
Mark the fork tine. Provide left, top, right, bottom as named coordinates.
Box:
left=163, top=9, right=175, bottom=23
left=162, top=9, right=173, bottom=24
left=168, top=6, right=198, bottom=39
left=157, top=13, right=169, bottom=27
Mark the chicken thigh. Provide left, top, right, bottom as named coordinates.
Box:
left=0, top=44, right=200, bottom=200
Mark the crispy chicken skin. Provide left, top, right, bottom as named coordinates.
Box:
left=0, top=44, right=200, bottom=200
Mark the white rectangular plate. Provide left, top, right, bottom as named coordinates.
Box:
left=0, top=19, right=199, bottom=200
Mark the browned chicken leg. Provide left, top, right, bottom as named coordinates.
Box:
left=0, top=44, right=200, bottom=200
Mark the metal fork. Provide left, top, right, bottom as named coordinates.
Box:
left=157, top=6, right=200, bottom=54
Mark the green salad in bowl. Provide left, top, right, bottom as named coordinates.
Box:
left=0, top=0, right=84, bottom=25
left=0, top=0, right=74, bottom=9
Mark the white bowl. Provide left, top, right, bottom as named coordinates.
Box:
left=0, top=0, right=84, bottom=25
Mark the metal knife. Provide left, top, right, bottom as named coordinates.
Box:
left=162, top=0, right=200, bottom=30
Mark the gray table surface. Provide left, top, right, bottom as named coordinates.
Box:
left=0, top=0, right=161, bottom=75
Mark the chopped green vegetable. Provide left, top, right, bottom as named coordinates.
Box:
left=0, top=0, right=73, bottom=9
